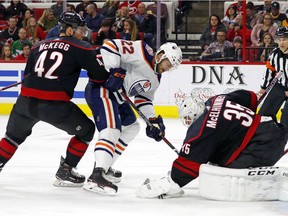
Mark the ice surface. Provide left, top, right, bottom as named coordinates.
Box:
left=0, top=116, right=287, bottom=216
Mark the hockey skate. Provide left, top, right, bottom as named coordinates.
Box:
left=105, top=167, right=122, bottom=183
left=53, top=156, right=85, bottom=187
left=83, top=167, right=118, bottom=196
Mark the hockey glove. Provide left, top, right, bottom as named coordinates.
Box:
left=146, top=115, right=165, bottom=142
left=104, top=68, right=126, bottom=91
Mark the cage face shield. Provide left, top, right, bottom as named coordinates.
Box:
left=178, top=96, right=205, bottom=127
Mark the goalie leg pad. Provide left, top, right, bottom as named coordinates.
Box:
left=199, top=164, right=288, bottom=201
left=136, top=173, right=184, bottom=199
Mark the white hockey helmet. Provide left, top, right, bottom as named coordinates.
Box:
left=178, top=96, right=205, bottom=127
left=154, top=42, right=182, bottom=74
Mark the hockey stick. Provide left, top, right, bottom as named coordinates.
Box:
left=257, top=70, right=284, bottom=106
left=0, top=81, right=22, bottom=92
left=119, top=90, right=180, bottom=155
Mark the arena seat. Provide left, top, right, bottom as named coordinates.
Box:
left=33, top=8, right=45, bottom=20
left=0, top=20, right=7, bottom=30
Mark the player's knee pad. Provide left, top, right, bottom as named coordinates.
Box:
left=120, top=120, right=140, bottom=143
left=199, top=164, right=288, bottom=201
left=98, top=128, right=121, bottom=144
left=77, top=120, right=95, bottom=142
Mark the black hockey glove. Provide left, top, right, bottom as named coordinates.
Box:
left=146, top=115, right=165, bottom=142
left=104, top=68, right=126, bottom=91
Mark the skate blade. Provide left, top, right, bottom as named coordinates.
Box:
left=83, top=182, right=117, bottom=196
left=105, top=175, right=121, bottom=184
left=53, top=179, right=84, bottom=187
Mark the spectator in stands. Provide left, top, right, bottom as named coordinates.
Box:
left=37, top=8, right=57, bottom=32
left=66, top=4, right=75, bottom=12
left=94, top=19, right=116, bottom=45
left=1, top=16, right=19, bottom=42
left=251, top=13, right=277, bottom=46
left=14, top=42, right=30, bottom=61
left=113, top=6, right=129, bottom=32
left=199, top=14, right=227, bottom=51
left=258, top=32, right=276, bottom=62
left=6, top=0, right=28, bottom=27
left=101, top=0, right=119, bottom=22
left=226, top=14, right=252, bottom=46
left=147, top=1, right=168, bottom=43
left=225, top=0, right=243, bottom=15
left=50, top=0, right=63, bottom=20
left=246, top=1, right=257, bottom=29
left=1, top=44, right=13, bottom=61
left=25, top=17, right=46, bottom=44
left=118, top=0, right=141, bottom=17
left=0, top=2, right=7, bottom=21
left=222, top=5, right=237, bottom=28
left=75, top=0, right=94, bottom=18
left=85, top=3, right=105, bottom=32
left=120, top=18, right=140, bottom=41
left=255, top=0, right=272, bottom=14
left=22, top=8, right=33, bottom=28
left=132, top=2, right=155, bottom=48
left=11, top=27, right=31, bottom=57
left=200, top=30, right=233, bottom=61
left=256, top=0, right=272, bottom=14
left=270, top=1, right=286, bottom=27
left=232, top=36, right=243, bottom=61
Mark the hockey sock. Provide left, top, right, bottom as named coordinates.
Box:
left=0, top=138, right=18, bottom=164
left=65, top=136, right=89, bottom=167
left=112, top=138, right=128, bottom=164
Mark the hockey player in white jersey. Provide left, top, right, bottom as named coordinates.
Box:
left=84, top=39, right=182, bottom=195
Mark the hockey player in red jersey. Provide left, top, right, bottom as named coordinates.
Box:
left=137, top=89, right=288, bottom=200
left=0, top=11, right=108, bottom=187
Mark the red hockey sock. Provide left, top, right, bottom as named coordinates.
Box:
left=65, top=136, right=89, bottom=167
left=0, top=138, right=18, bottom=164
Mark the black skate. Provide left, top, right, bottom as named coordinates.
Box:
left=83, top=167, right=118, bottom=195
left=53, top=156, right=85, bottom=187
left=105, top=167, right=122, bottom=183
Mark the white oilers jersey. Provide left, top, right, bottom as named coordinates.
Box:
left=100, top=39, right=160, bottom=118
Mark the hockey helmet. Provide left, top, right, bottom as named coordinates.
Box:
left=275, top=26, right=288, bottom=38
left=178, top=96, right=205, bottom=127
left=59, top=11, right=86, bottom=32
left=154, top=42, right=182, bottom=74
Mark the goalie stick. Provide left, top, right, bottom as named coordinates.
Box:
left=119, top=89, right=180, bottom=155
left=0, top=81, right=22, bottom=92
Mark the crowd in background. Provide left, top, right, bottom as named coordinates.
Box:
left=197, top=0, right=285, bottom=62
left=1, top=0, right=280, bottom=62
left=0, top=0, right=177, bottom=61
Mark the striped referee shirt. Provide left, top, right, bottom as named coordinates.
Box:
left=261, top=47, right=288, bottom=89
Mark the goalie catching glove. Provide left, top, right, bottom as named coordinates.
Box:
left=104, top=68, right=126, bottom=91
left=146, top=115, right=165, bottom=141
